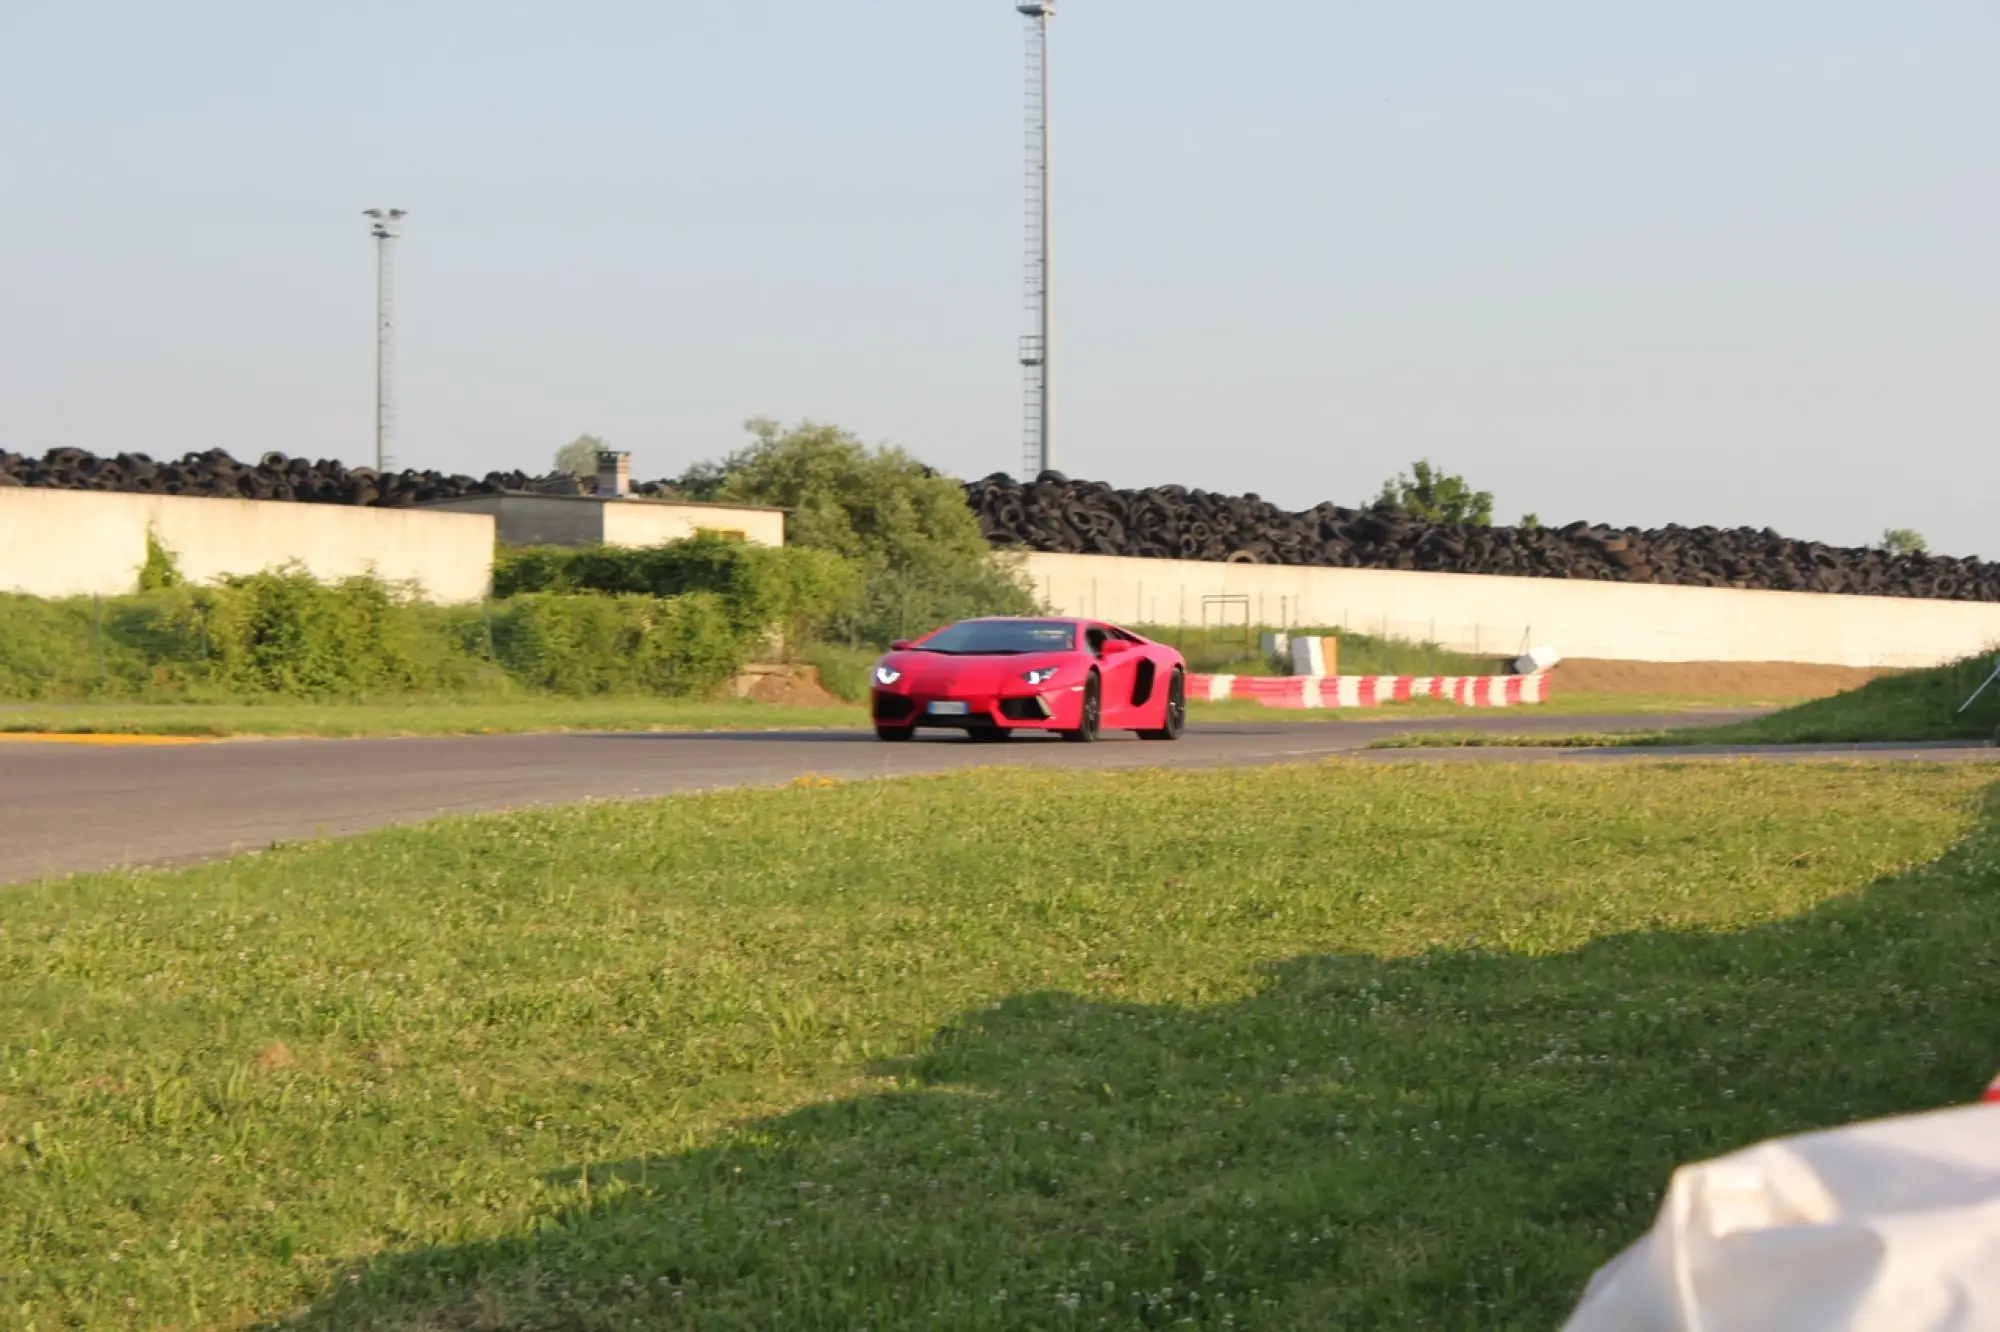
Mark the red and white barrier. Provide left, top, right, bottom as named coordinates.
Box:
left=1191, top=671, right=1551, bottom=709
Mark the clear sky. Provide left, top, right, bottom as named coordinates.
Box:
left=2, top=1, right=1994, bottom=553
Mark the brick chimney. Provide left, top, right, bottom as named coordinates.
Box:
left=595, top=450, right=631, bottom=499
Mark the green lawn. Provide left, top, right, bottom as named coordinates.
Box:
left=1188, top=692, right=1764, bottom=726
left=0, top=697, right=869, bottom=738
left=1364, top=730, right=1649, bottom=750
left=1638, top=652, right=2000, bottom=746
left=1135, top=624, right=1503, bottom=679
left=1367, top=655, right=2000, bottom=750
left=4, top=763, right=1998, bottom=1329
left=0, top=691, right=1759, bottom=740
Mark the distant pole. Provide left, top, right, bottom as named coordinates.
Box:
left=1017, top=2, right=1054, bottom=480
left=363, top=208, right=406, bottom=473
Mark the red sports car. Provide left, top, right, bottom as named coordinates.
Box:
left=869, top=616, right=1188, bottom=743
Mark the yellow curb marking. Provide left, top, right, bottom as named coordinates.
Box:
left=0, top=733, right=217, bottom=747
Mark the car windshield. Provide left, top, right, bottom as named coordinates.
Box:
left=913, top=619, right=1076, bottom=655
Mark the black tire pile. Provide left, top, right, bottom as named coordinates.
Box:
left=0, top=448, right=684, bottom=506
left=5, top=447, right=1988, bottom=603
left=967, top=471, right=2000, bottom=603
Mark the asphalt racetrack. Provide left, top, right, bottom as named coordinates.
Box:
left=2, top=710, right=1992, bottom=885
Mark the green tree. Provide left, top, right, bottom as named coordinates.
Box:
left=678, top=418, right=1038, bottom=644
left=1880, top=528, right=1928, bottom=558
left=1519, top=513, right=1543, bottom=531
left=1374, top=459, right=1494, bottom=526
left=553, top=434, right=608, bottom=478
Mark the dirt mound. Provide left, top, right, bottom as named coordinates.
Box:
left=1552, top=658, right=1894, bottom=700
left=727, top=665, right=843, bottom=707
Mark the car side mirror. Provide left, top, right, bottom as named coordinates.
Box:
left=1100, top=638, right=1134, bottom=655
left=890, top=640, right=914, bottom=651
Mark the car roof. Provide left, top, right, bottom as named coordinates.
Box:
left=951, top=616, right=1138, bottom=634
left=947, top=616, right=1088, bottom=628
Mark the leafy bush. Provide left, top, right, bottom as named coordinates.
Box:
left=797, top=642, right=878, bottom=702
left=489, top=592, right=744, bottom=697
left=494, top=533, right=856, bottom=649
left=676, top=418, right=1040, bottom=644
left=0, top=574, right=751, bottom=703
left=189, top=567, right=481, bottom=698
left=138, top=529, right=184, bottom=591
left=0, top=595, right=143, bottom=699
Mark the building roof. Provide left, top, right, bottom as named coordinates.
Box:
left=417, top=491, right=789, bottom=515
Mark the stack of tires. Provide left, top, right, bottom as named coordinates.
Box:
left=964, top=471, right=2000, bottom=603
left=0, top=448, right=686, bottom=508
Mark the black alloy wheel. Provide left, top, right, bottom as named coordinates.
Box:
left=1139, top=668, right=1186, bottom=741
left=1061, top=672, right=1102, bottom=743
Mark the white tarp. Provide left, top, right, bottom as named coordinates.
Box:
left=1514, top=644, right=1561, bottom=674
left=1562, top=1102, right=2000, bottom=1332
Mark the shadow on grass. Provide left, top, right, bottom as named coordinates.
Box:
left=284, top=795, right=2000, bottom=1331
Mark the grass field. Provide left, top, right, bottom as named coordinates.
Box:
left=4, top=762, right=1999, bottom=1329
left=1368, top=655, right=2000, bottom=751
left=1364, top=731, right=1648, bottom=750
left=1135, top=625, right=1502, bottom=680
left=0, top=691, right=1753, bottom=740
left=1188, top=692, right=1760, bottom=726
left=0, top=697, right=870, bottom=738
left=1639, top=652, right=2000, bottom=746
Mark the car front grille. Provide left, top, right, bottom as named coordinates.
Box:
left=872, top=694, right=916, bottom=722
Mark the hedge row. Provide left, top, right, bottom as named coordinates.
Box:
left=0, top=574, right=751, bottom=702
left=493, top=535, right=856, bottom=643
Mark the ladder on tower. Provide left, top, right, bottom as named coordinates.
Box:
left=1019, top=3, right=1049, bottom=481
left=1020, top=335, right=1044, bottom=479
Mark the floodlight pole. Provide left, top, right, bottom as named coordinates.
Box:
left=363, top=208, right=406, bottom=473
left=1017, top=2, right=1054, bottom=480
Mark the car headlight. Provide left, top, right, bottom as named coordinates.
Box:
left=874, top=665, right=903, bottom=686
left=1021, top=666, right=1059, bottom=685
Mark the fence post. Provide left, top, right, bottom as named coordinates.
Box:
left=93, top=595, right=106, bottom=685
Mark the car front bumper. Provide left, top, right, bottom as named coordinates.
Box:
left=871, top=685, right=1078, bottom=730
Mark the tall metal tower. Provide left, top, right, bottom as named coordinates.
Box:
left=362, top=208, right=407, bottom=473
left=1017, top=2, right=1054, bottom=480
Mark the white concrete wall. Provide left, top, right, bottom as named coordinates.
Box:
left=421, top=494, right=786, bottom=548
left=601, top=499, right=785, bottom=548
left=1018, top=551, right=2000, bottom=668
left=0, top=489, right=496, bottom=603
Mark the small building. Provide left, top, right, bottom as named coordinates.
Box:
left=419, top=451, right=786, bottom=549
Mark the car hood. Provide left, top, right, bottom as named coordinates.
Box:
left=883, top=651, right=1069, bottom=693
